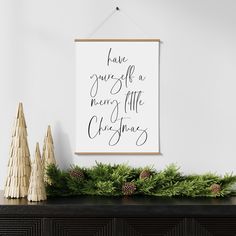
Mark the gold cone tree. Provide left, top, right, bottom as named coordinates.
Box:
left=28, top=143, right=47, bottom=202
left=4, top=103, right=31, bottom=198
left=42, top=125, right=56, bottom=183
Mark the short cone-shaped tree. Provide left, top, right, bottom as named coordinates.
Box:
left=27, top=143, right=47, bottom=202
left=4, top=103, right=31, bottom=198
left=42, top=125, right=56, bottom=183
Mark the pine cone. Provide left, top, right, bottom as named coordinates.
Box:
left=69, top=169, right=84, bottom=181
left=139, top=170, right=151, bottom=180
left=122, top=182, right=136, bottom=196
left=210, top=183, right=221, bottom=194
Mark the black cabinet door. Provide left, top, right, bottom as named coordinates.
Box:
left=0, top=218, right=42, bottom=236
left=190, top=218, right=236, bottom=236
left=116, top=218, right=186, bottom=236
left=44, top=218, right=114, bottom=236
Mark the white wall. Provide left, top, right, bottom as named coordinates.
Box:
left=0, top=0, right=236, bottom=188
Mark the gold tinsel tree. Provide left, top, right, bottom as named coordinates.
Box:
left=4, top=103, right=31, bottom=198
left=42, top=125, right=56, bottom=183
left=27, top=143, right=47, bottom=202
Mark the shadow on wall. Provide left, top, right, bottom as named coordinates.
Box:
left=53, top=122, right=73, bottom=170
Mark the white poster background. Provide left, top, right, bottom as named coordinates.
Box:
left=76, top=40, right=160, bottom=154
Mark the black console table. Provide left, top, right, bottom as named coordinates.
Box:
left=0, top=191, right=236, bottom=236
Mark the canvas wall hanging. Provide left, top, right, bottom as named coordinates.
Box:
left=75, top=39, right=160, bottom=154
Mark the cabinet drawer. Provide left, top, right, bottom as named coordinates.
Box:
left=116, top=217, right=186, bottom=236
left=191, top=218, right=236, bottom=236
left=0, top=218, right=42, bottom=236
left=44, top=218, right=114, bottom=236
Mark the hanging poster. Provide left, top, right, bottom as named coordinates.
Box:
left=75, top=39, right=160, bottom=154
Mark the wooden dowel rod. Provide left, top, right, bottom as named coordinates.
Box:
left=74, top=39, right=160, bottom=42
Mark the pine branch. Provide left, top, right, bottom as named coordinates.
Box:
left=45, top=163, right=236, bottom=198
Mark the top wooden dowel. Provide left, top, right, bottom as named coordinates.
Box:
left=74, top=39, right=161, bottom=42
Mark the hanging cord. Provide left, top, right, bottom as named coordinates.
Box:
left=86, top=6, right=150, bottom=38
left=87, top=8, right=118, bottom=38
left=118, top=7, right=150, bottom=37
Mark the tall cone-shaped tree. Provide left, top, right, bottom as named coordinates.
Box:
left=28, top=143, right=47, bottom=202
left=4, top=103, right=31, bottom=198
left=42, top=125, right=56, bottom=183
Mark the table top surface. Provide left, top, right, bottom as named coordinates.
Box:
left=0, top=191, right=236, bottom=217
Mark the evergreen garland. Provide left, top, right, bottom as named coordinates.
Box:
left=45, top=163, right=236, bottom=198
